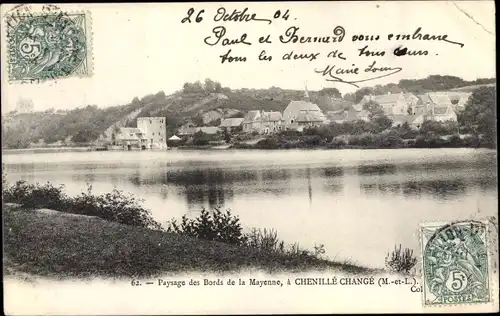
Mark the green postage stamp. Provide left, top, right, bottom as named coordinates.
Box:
left=5, top=7, right=92, bottom=83
left=421, top=220, right=491, bottom=306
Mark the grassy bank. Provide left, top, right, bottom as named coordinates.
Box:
left=3, top=204, right=372, bottom=278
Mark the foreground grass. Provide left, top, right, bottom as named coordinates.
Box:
left=4, top=206, right=373, bottom=278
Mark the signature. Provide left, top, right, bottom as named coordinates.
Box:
left=314, top=61, right=402, bottom=88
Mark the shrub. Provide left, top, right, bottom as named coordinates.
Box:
left=246, top=228, right=285, bottom=253
left=461, top=135, right=481, bottom=148
left=445, top=134, right=463, bottom=147
left=70, top=185, right=162, bottom=230
left=385, top=244, right=417, bottom=274
left=373, top=133, right=404, bottom=148
left=167, top=207, right=246, bottom=245
left=255, top=138, right=279, bottom=149
left=2, top=180, right=161, bottom=230
left=327, top=137, right=346, bottom=149
left=349, top=133, right=374, bottom=146
left=2, top=180, right=68, bottom=210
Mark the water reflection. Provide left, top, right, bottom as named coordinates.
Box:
left=357, top=164, right=397, bottom=176
left=3, top=151, right=496, bottom=211
left=360, top=178, right=469, bottom=199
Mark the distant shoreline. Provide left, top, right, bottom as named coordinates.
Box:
left=2, top=147, right=93, bottom=154
left=1, top=145, right=494, bottom=154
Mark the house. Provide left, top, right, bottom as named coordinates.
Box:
left=446, top=92, right=471, bottom=111
left=219, top=117, right=244, bottom=132
left=428, top=105, right=458, bottom=122
left=283, top=100, right=326, bottom=127
left=178, top=126, right=198, bottom=136
left=197, top=126, right=220, bottom=135
left=178, top=126, right=220, bottom=137
left=358, top=93, right=409, bottom=116
left=317, top=95, right=352, bottom=112
left=389, top=114, right=421, bottom=129
left=115, top=127, right=147, bottom=148
left=259, top=111, right=284, bottom=134
left=413, top=93, right=451, bottom=115
left=242, top=110, right=262, bottom=133
left=326, top=104, right=369, bottom=123
left=16, top=98, right=34, bottom=114
left=283, top=86, right=326, bottom=127
left=402, top=93, right=420, bottom=108
left=137, top=117, right=167, bottom=149
left=413, top=93, right=457, bottom=123
left=427, top=93, right=453, bottom=107
left=294, top=110, right=326, bottom=128
left=242, top=110, right=284, bottom=134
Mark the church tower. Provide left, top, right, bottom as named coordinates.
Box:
left=303, top=81, right=309, bottom=101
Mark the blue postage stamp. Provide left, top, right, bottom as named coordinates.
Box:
left=421, top=220, right=491, bottom=306
left=5, top=7, right=92, bottom=83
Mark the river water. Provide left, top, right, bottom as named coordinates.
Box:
left=3, top=148, right=497, bottom=268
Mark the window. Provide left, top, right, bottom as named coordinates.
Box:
left=152, top=132, right=155, bottom=136
left=150, top=120, right=152, bottom=124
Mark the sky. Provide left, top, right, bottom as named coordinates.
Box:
left=1, top=1, right=496, bottom=112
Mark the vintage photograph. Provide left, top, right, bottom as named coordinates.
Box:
left=2, top=1, right=497, bottom=314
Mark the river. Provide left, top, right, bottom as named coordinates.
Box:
left=2, top=148, right=497, bottom=268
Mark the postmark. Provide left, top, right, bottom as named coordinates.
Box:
left=420, top=220, right=491, bottom=306
left=4, top=5, right=92, bottom=83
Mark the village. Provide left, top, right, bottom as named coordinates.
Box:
left=108, top=87, right=471, bottom=150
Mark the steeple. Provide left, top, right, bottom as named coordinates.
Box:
left=303, top=81, right=309, bottom=100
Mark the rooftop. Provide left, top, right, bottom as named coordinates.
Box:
left=220, top=118, right=245, bottom=127
left=433, top=106, right=451, bottom=115
left=243, top=110, right=261, bottom=123
left=284, top=100, right=323, bottom=118
left=261, top=111, right=283, bottom=122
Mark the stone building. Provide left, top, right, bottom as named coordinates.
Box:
left=137, top=117, right=167, bottom=149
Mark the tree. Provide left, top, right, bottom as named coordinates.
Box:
left=354, top=87, right=374, bottom=103
left=72, top=129, right=100, bottom=143
left=459, top=86, right=496, bottom=147
left=363, top=100, right=384, bottom=119
left=343, top=92, right=356, bottom=102
left=204, top=78, right=216, bottom=93
left=192, top=131, right=211, bottom=146
left=363, top=100, right=392, bottom=132
left=214, top=81, right=223, bottom=93
left=319, top=87, right=341, bottom=98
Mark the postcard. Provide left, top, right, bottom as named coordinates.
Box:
left=2, top=1, right=497, bottom=314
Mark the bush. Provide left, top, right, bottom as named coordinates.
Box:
left=255, top=138, right=279, bottom=149
left=348, top=133, right=374, bottom=146
left=246, top=228, right=285, bottom=253
left=2, top=180, right=161, bottom=230
left=70, top=185, right=162, bottom=230
left=167, top=209, right=325, bottom=260
left=385, top=244, right=417, bottom=274
left=327, top=137, right=347, bottom=149
left=167, top=207, right=246, bottom=245
left=445, top=134, right=463, bottom=147
left=192, top=131, right=212, bottom=146
left=2, top=180, right=68, bottom=210
left=373, top=133, right=404, bottom=148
